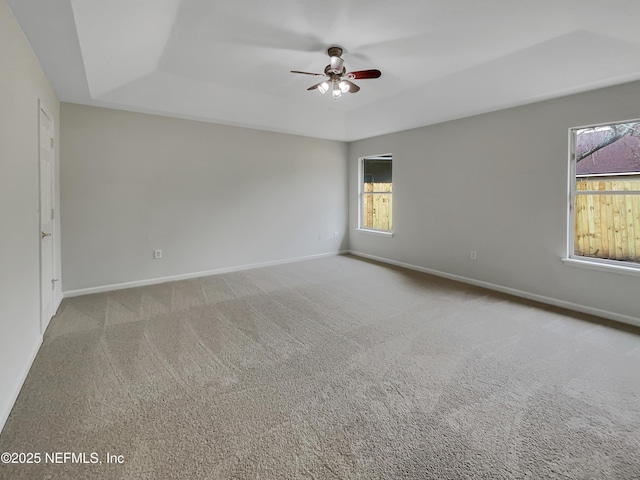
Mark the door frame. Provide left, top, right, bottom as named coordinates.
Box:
left=39, top=100, right=57, bottom=334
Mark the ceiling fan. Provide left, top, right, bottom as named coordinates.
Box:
left=291, top=46, right=381, bottom=99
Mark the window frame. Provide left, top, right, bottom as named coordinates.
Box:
left=357, top=153, right=394, bottom=236
left=565, top=118, right=640, bottom=276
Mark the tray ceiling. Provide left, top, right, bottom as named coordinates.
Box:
left=8, top=0, right=640, bottom=140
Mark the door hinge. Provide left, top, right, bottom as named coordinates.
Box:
left=50, top=137, right=54, bottom=148
left=51, top=278, right=59, bottom=290
left=51, top=208, right=55, bottom=220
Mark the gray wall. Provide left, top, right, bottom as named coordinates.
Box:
left=61, top=104, right=348, bottom=292
left=0, top=1, right=61, bottom=430
left=349, top=80, right=640, bottom=325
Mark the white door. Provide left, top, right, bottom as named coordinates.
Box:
left=39, top=106, right=55, bottom=333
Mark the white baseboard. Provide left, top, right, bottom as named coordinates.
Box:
left=0, top=335, right=42, bottom=434
left=54, top=295, right=63, bottom=315
left=349, top=250, right=640, bottom=329
left=63, top=250, right=349, bottom=298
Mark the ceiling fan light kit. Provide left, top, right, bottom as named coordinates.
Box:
left=291, top=46, right=381, bottom=100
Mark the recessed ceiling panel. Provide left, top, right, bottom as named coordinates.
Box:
left=8, top=0, right=640, bottom=140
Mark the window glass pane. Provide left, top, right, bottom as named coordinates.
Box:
left=363, top=158, right=392, bottom=191
left=574, top=194, right=640, bottom=262
left=362, top=193, right=392, bottom=231
left=575, top=121, right=640, bottom=175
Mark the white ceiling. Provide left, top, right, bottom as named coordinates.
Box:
left=8, top=0, right=640, bottom=141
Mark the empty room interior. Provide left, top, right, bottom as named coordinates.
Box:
left=2, top=1, right=640, bottom=478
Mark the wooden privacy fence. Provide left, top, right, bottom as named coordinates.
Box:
left=363, top=183, right=392, bottom=231
left=574, top=178, right=640, bottom=262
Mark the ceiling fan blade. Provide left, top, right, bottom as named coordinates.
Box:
left=346, top=69, right=382, bottom=80
left=343, top=80, right=360, bottom=93
left=291, top=70, right=325, bottom=76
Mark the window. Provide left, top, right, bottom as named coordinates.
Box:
left=359, top=154, right=392, bottom=233
left=569, top=119, right=640, bottom=269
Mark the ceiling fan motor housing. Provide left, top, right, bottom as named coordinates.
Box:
left=324, top=65, right=346, bottom=78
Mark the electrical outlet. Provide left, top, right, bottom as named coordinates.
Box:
left=470, top=251, right=477, bottom=260
left=154, top=249, right=163, bottom=259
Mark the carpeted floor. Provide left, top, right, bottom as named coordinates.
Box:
left=1, top=254, right=639, bottom=479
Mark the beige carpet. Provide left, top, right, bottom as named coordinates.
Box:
left=1, top=254, right=639, bottom=479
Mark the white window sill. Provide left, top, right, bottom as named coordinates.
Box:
left=356, top=228, right=394, bottom=238
left=562, top=257, right=640, bottom=278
